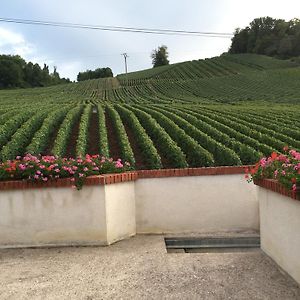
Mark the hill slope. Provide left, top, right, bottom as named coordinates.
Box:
left=0, top=54, right=299, bottom=169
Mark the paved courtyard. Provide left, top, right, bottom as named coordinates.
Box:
left=0, top=235, right=299, bottom=299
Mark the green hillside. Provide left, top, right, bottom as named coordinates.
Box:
left=0, top=54, right=299, bottom=169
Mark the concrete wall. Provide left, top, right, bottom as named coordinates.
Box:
left=0, top=173, right=259, bottom=248
left=259, top=187, right=300, bottom=285
left=135, top=174, right=259, bottom=233
left=0, top=182, right=136, bottom=248
left=105, top=182, right=136, bottom=244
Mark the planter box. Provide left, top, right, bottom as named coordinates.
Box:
left=254, top=179, right=300, bottom=200
left=0, top=166, right=258, bottom=248
left=255, top=179, right=300, bottom=284
left=0, top=180, right=136, bottom=248
left=136, top=173, right=258, bottom=233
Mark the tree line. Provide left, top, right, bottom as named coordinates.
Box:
left=77, top=68, right=113, bottom=81
left=0, top=55, right=71, bottom=89
left=229, top=17, right=300, bottom=59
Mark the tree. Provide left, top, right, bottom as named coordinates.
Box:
left=0, top=54, right=71, bottom=89
left=0, top=58, right=23, bottom=88
left=77, top=67, right=113, bottom=82
left=229, top=17, right=300, bottom=59
left=151, top=45, right=169, bottom=68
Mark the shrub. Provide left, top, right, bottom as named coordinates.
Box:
left=246, top=147, right=300, bottom=192
left=0, top=154, right=132, bottom=190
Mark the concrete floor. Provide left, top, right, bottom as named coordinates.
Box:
left=0, top=235, right=299, bottom=300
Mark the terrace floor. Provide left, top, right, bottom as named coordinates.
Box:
left=0, top=235, right=299, bottom=300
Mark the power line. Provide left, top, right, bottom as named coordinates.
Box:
left=35, top=49, right=222, bottom=64
left=0, top=17, right=233, bottom=38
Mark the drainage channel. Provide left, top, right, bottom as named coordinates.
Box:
left=165, top=236, right=260, bottom=253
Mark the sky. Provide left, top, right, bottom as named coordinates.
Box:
left=0, top=0, right=299, bottom=80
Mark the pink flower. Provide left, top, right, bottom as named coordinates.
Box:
left=18, top=164, right=26, bottom=171
left=79, top=173, right=84, bottom=178
left=54, top=168, right=60, bottom=173
left=83, top=167, right=89, bottom=172
left=283, top=146, right=289, bottom=152
left=260, top=158, right=268, bottom=167
left=39, top=165, right=45, bottom=169
left=115, top=161, right=123, bottom=168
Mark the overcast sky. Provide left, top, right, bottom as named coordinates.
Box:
left=0, top=0, right=299, bottom=80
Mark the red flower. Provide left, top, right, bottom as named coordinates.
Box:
left=271, top=152, right=278, bottom=160
left=291, top=178, right=297, bottom=184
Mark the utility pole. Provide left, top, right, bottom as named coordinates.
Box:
left=121, top=53, right=129, bottom=87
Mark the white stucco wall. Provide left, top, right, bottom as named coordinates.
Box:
left=105, top=182, right=136, bottom=244
left=0, top=173, right=260, bottom=248
left=135, top=174, right=259, bottom=233
left=0, top=182, right=137, bottom=248
left=259, top=187, right=300, bottom=284
left=0, top=186, right=107, bottom=247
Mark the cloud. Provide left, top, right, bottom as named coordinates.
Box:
left=57, top=61, right=83, bottom=80
left=0, top=27, right=35, bottom=57
left=1, top=0, right=299, bottom=80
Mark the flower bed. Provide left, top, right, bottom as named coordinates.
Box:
left=254, top=178, right=300, bottom=200
left=246, top=147, right=300, bottom=199
left=0, top=154, right=132, bottom=190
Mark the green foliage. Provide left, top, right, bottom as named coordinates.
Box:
left=115, top=104, right=162, bottom=169
left=0, top=55, right=24, bottom=88
left=135, top=106, right=214, bottom=167
left=76, top=105, right=92, bottom=157
left=0, top=53, right=299, bottom=171
left=77, top=67, right=113, bottom=82
left=0, top=111, right=33, bottom=148
left=165, top=106, right=262, bottom=165
left=126, top=106, right=188, bottom=168
left=0, top=54, right=71, bottom=89
left=97, top=105, right=110, bottom=157
left=185, top=108, right=276, bottom=156
left=52, top=106, right=83, bottom=157
left=0, top=111, right=49, bottom=161
left=229, top=17, right=300, bottom=59
left=150, top=106, right=242, bottom=166
left=26, top=107, right=69, bottom=155
left=105, top=105, right=135, bottom=166
left=151, top=45, right=170, bottom=68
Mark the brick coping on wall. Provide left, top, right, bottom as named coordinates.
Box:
left=254, top=179, right=300, bottom=201
left=0, top=165, right=250, bottom=191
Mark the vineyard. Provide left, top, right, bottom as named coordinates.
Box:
left=0, top=53, right=299, bottom=169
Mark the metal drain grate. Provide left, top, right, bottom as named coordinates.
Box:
left=165, top=236, right=260, bottom=253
